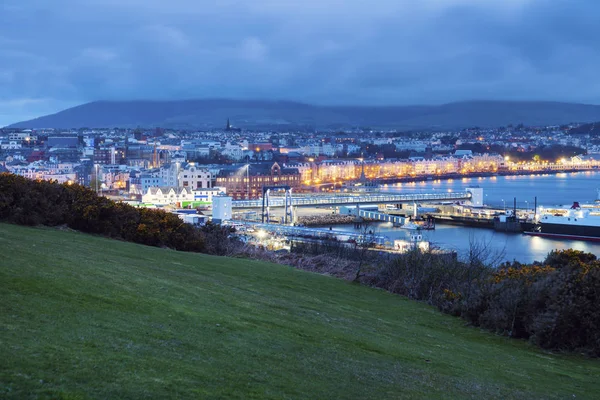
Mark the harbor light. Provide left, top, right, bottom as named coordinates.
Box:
left=257, top=229, right=267, bottom=239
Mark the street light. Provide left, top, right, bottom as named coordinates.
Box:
left=241, top=164, right=250, bottom=200
left=525, top=200, right=529, bottom=211
left=502, top=198, right=506, bottom=211
left=247, top=164, right=250, bottom=199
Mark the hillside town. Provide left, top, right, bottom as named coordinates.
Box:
left=1, top=121, right=600, bottom=205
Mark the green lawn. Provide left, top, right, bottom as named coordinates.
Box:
left=1, top=223, right=599, bottom=400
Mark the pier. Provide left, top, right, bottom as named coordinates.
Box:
left=239, top=222, right=390, bottom=246
left=385, top=195, right=538, bottom=233
left=421, top=209, right=535, bottom=233
left=232, top=191, right=471, bottom=209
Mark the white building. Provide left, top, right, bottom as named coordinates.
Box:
left=156, top=163, right=180, bottom=187
left=301, top=143, right=336, bottom=156
left=177, top=213, right=208, bottom=226
left=8, top=132, right=37, bottom=141
left=7, top=161, right=78, bottom=183
left=178, top=163, right=212, bottom=190
left=1, top=141, right=22, bottom=150
left=192, top=188, right=225, bottom=204
left=221, top=142, right=245, bottom=161
left=142, top=186, right=194, bottom=205
left=212, top=195, right=232, bottom=223
left=466, top=187, right=484, bottom=207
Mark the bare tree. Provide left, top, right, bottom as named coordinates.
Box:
left=353, top=220, right=377, bottom=282
left=465, top=232, right=506, bottom=269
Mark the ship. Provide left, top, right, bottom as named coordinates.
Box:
left=525, top=201, right=600, bottom=242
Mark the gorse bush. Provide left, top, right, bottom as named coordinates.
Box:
left=363, top=245, right=600, bottom=356
left=0, top=173, right=236, bottom=255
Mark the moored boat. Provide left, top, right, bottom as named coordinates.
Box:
left=400, top=222, right=422, bottom=231
left=525, top=201, right=600, bottom=241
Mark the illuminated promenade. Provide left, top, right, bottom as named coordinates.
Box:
left=286, top=155, right=598, bottom=187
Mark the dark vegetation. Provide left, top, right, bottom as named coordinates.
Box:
left=2, top=173, right=599, bottom=356
left=569, top=121, right=600, bottom=135
left=0, top=173, right=236, bottom=255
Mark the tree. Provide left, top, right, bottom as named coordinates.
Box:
left=353, top=220, right=376, bottom=282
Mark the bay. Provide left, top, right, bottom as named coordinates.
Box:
left=380, top=170, right=600, bottom=208
left=333, top=171, right=600, bottom=263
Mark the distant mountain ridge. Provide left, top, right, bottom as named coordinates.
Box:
left=7, top=99, right=600, bottom=130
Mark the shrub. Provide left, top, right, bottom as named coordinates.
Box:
left=458, top=252, right=600, bottom=355
left=0, top=173, right=242, bottom=255
left=530, top=262, right=600, bottom=355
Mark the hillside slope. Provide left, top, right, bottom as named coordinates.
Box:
left=7, top=99, right=600, bottom=130
left=1, top=223, right=599, bottom=399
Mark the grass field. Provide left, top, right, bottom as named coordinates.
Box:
left=1, top=223, right=599, bottom=399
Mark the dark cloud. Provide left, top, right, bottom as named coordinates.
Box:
left=1, top=0, right=599, bottom=125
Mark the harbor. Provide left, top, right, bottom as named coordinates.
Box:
left=226, top=171, right=600, bottom=263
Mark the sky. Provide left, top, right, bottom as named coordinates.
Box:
left=1, top=0, right=599, bottom=126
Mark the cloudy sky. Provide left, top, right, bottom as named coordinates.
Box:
left=1, top=0, right=598, bottom=125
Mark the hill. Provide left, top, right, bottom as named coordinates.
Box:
left=1, top=223, right=600, bottom=399
left=568, top=121, right=600, bottom=135
left=7, top=99, right=600, bottom=130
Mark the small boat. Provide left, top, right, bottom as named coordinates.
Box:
left=401, top=222, right=422, bottom=231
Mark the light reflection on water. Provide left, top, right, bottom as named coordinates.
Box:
left=340, top=171, right=600, bottom=262
left=380, top=171, right=600, bottom=208
left=330, top=222, right=600, bottom=264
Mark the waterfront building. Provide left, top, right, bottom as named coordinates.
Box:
left=215, top=162, right=301, bottom=200
left=284, top=161, right=315, bottom=184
